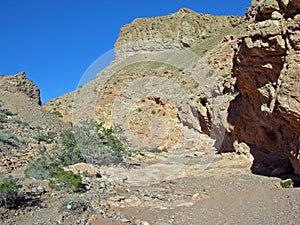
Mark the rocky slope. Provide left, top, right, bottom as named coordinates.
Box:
left=114, top=8, right=245, bottom=59
left=0, top=72, right=68, bottom=173
left=44, top=1, right=300, bottom=179
left=44, top=9, right=246, bottom=152
left=44, top=8, right=246, bottom=126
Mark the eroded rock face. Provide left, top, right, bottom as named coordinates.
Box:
left=0, top=72, right=41, bottom=105
left=248, top=0, right=300, bottom=20
left=45, top=9, right=246, bottom=152
left=225, top=0, right=300, bottom=176
left=115, top=8, right=245, bottom=59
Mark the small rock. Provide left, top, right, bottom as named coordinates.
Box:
left=114, top=196, right=125, bottom=202
left=192, top=193, right=200, bottom=200
left=120, top=218, right=131, bottom=223
left=271, top=11, right=283, bottom=20
left=294, top=14, right=300, bottom=21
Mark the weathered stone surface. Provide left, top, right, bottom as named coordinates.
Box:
left=45, top=8, right=246, bottom=153
left=115, top=8, right=245, bottom=59
left=248, top=0, right=300, bottom=21
left=0, top=72, right=41, bottom=105
left=223, top=0, right=300, bottom=176
left=68, top=163, right=101, bottom=178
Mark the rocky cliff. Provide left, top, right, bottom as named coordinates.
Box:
left=45, top=9, right=246, bottom=149
left=115, top=8, right=245, bottom=59
left=0, top=72, right=68, bottom=130
left=222, top=0, right=300, bottom=177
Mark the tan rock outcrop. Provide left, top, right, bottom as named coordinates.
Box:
left=68, top=163, right=101, bottom=178
left=0, top=72, right=41, bottom=105
left=0, top=72, right=68, bottom=131
left=44, top=3, right=300, bottom=179
left=115, top=8, right=245, bottom=59
left=45, top=9, right=246, bottom=153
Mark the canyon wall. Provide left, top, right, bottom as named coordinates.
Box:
left=223, top=0, right=300, bottom=176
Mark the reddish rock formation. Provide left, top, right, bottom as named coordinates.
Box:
left=224, top=0, right=300, bottom=177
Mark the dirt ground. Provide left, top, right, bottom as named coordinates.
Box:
left=1, top=153, right=299, bottom=225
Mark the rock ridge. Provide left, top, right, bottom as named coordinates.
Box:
left=115, top=8, right=245, bottom=59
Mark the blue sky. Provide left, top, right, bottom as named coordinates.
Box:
left=0, top=0, right=251, bottom=103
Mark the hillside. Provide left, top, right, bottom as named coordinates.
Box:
left=1, top=0, right=300, bottom=224
left=44, top=1, right=300, bottom=178
left=44, top=8, right=246, bottom=152
left=0, top=72, right=69, bottom=173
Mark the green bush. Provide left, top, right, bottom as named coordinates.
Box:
left=0, top=176, right=23, bottom=209
left=0, top=108, right=14, bottom=116
left=0, top=114, right=6, bottom=123
left=48, top=170, right=82, bottom=193
left=34, top=131, right=55, bottom=144
left=24, top=149, right=60, bottom=180
left=59, top=120, right=131, bottom=166
left=12, top=117, right=29, bottom=127
left=57, top=130, right=83, bottom=166
left=56, top=147, right=83, bottom=166
left=51, top=111, right=63, bottom=118
left=147, top=147, right=167, bottom=153
left=25, top=150, right=82, bottom=193
left=0, top=130, right=20, bottom=147
left=61, top=130, right=76, bottom=150
left=280, top=179, right=293, bottom=188
left=76, top=120, right=128, bottom=166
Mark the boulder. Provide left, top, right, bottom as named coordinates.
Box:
left=68, top=163, right=101, bottom=178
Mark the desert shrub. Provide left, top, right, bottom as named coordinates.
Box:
left=56, top=147, right=83, bottom=166
left=57, top=130, right=83, bottom=166
left=25, top=149, right=82, bottom=193
left=24, top=149, right=60, bottom=180
left=59, top=120, right=130, bottom=166
left=51, top=111, right=63, bottom=118
left=60, top=195, right=91, bottom=214
left=0, top=113, right=6, bottom=123
left=77, top=120, right=129, bottom=165
left=0, top=130, right=20, bottom=146
left=48, top=170, right=82, bottom=193
left=0, top=108, right=14, bottom=116
left=34, top=131, right=55, bottom=144
left=0, top=176, right=23, bottom=209
left=12, top=117, right=29, bottom=127
left=61, top=130, right=76, bottom=149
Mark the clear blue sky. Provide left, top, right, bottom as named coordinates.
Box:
left=0, top=0, right=251, bottom=103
